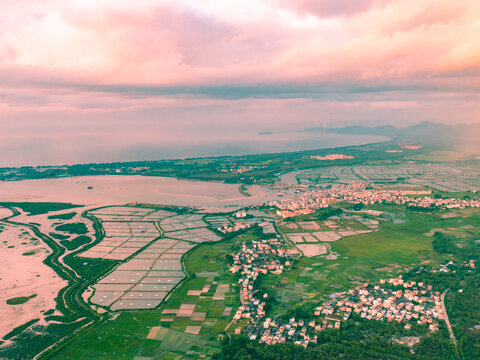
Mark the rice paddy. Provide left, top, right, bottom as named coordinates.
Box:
left=80, top=206, right=224, bottom=311
left=285, top=163, right=480, bottom=192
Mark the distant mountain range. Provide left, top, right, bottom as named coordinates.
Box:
left=305, top=121, right=479, bottom=145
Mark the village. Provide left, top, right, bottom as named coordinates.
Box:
left=238, top=273, right=449, bottom=349
left=205, top=210, right=273, bottom=234
left=313, top=276, right=444, bottom=333
left=226, top=213, right=477, bottom=350
left=228, top=235, right=294, bottom=334
left=235, top=269, right=454, bottom=348
left=269, top=182, right=480, bottom=217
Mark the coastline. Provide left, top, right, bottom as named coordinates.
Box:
left=0, top=133, right=391, bottom=170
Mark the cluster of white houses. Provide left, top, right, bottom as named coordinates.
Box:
left=315, top=276, right=444, bottom=333
left=218, top=221, right=253, bottom=234
left=269, top=182, right=480, bottom=214
left=229, top=236, right=335, bottom=348
left=229, top=238, right=293, bottom=330
left=243, top=275, right=446, bottom=348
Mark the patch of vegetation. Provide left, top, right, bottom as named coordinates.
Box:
left=407, top=205, right=437, bottom=212
left=22, top=250, right=36, bottom=256
left=432, top=232, right=456, bottom=254
left=48, top=212, right=77, bottom=220
left=213, top=321, right=456, bottom=360
left=284, top=207, right=343, bottom=222
left=2, top=319, right=39, bottom=340
left=239, top=184, right=251, bottom=197
left=63, top=256, right=117, bottom=282
left=6, top=294, right=37, bottom=305
left=431, top=229, right=480, bottom=260
left=60, top=235, right=91, bottom=251
left=0, top=318, right=91, bottom=359
left=0, top=202, right=82, bottom=215
left=55, top=222, right=88, bottom=235
left=49, top=232, right=70, bottom=240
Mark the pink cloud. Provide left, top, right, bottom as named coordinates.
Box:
left=0, top=0, right=478, bottom=128
left=280, top=0, right=384, bottom=17
left=1, top=0, right=479, bottom=86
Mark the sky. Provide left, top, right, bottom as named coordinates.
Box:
left=1, top=0, right=480, bottom=165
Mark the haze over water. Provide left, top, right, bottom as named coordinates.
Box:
left=0, top=128, right=388, bottom=167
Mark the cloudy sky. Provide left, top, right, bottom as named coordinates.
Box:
left=1, top=0, right=479, bottom=165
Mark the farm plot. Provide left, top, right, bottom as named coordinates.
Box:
left=146, top=326, right=205, bottom=352
left=212, top=284, right=229, bottom=301
left=204, top=216, right=232, bottom=228
left=160, top=214, right=207, bottom=232
left=80, top=235, right=158, bottom=260
left=312, top=231, right=342, bottom=242
left=89, top=206, right=153, bottom=221
left=90, top=238, right=196, bottom=310
left=91, top=206, right=176, bottom=222
left=286, top=233, right=318, bottom=243
left=165, top=228, right=221, bottom=243
left=362, top=219, right=380, bottom=230
left=289, top=215, right=377, bottom=244
left=283, top=222, right=299, bottom=230
left=296, top=243, right=327, bottom=257
left=141, top=209, right=177, bottom=221
left=283, top=215, right=379, bottom=260
left=47, top=228, right=248, bottom=360
left=323, top=219, right=340, bottom=229
left=82, top=206, right=226, bottom=310
left=80, top=219, right=160, bottom=260
left=293, top=163, right=480, bottom=192
left=298, top=221, right=321, bottom=230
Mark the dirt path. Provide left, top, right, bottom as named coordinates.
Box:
left=441, top=289, right=460, bottom=358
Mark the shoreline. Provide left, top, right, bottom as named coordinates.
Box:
left=0, top=135, right=392, bottom=171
